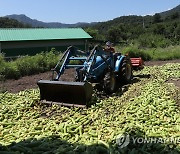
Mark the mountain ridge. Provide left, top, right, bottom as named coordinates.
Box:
left=5, top=14, right=96, bottom=28
left=160, top=4, right=180, bottom=17
left=4, top=4, right=180, bottom=28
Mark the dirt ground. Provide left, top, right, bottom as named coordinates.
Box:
left=0, top=69, right=76, bottom=93
left=144, top=59, right=180, bottom=66
left=0, top=60, right=180, bottom=93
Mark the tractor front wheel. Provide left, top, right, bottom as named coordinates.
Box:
left=103, top=71, right=117, bottom=94
left=119, top=57, right=133, bottom=84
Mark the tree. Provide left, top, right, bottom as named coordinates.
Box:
left=175, top=25, right=180, bottom=40
left=153, top=13, right=162, bottom=23
left=171, top=12, right=179, bottom=20
left=106, top=26, right=121, bottom=43
left=0, top=17, right=32, bottom=28
left=153, top=24, right=165, bottom=35
left=84, top=28, right=102, bottom=40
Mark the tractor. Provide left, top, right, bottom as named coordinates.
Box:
left=37, top=45, right=133, bottom=107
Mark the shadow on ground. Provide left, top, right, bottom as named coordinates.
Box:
left=1, top=127, right=179, bottom=154
left=0, top=137, right=109, bottom=154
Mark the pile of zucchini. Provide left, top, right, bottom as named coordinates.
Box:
left=0, top=63, right=180, bottom=153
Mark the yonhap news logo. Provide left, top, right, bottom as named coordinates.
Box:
left=116, top=133, right=180, bottom=149
left=116, top=133, right=130, bottom=149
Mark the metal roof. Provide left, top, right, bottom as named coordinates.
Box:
left=0, top=28, right=92, bottom=42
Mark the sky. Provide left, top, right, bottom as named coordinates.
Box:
left=0, top=0, right=180, bottom=24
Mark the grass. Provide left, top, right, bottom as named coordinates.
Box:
left=148, top=46, right=180, bottom=60
left=0, top=49, right=61, bottom=80
left=117, top=45, right=180, bottom=61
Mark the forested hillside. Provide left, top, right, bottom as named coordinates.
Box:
left=5, top=14, right=95, bottom=28
left=85, top=5, right=180, bottom=48
left=0, top=17, right=32, bottom=28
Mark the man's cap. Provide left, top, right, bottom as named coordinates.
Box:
left=106, top=41, right=112, bottom=46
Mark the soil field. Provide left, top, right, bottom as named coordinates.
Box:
left=144, top=59, right=180, bottom=66
left=0, top=59, right=180, bottom=93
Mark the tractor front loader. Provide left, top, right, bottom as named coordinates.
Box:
left=37, top=45, right=132, bottom=107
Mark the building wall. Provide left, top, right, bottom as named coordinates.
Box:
left=1, top=39, right=89, bottom=57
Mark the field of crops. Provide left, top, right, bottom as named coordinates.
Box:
left=0, top=63, right=180, bottom=153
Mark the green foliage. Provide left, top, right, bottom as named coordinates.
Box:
left=137, top=33, right=171, bottom=48
left=87, top=6, right=180, bottom=47
left=0, top=17, right=32, bottom=28
left=119, top=45, right=180, bottom=61
left=105, top=25, right=130, bottom=43
left=153, top=24, right=166, bottom=35
left=84, top=28, right=99, bottom=40
left=153, top=13, right=162, bottom=23
left=175, top=24, right=180, bottom=40
left=171, top=12, right=179, bottom=20
left=0, top=54, right=20, bottom=79
left=15, top=54, right=44, bottom=76
left=2, top=62, right=21, bottom=79
left=106, top=26, right=121, bottom=43
left=120, top=46, right=152, bottom=61
left=148, top=46, right=180, bottom=60
left=0, top=54, right=5, bottom=65
left=0, top=49, right=60, bottom=80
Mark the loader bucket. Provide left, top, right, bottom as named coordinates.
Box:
left=37, top=80, right=93, bottom=107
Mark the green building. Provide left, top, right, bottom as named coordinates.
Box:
left=0, top=28, right=92, bottom=57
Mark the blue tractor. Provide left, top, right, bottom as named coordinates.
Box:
left=37, top=45, right=132, bottom=107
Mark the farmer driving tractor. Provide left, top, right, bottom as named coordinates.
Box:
left=104, top=41, right=115, bottom=53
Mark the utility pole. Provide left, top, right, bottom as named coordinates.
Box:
left=143, top=17, right=145, bottom=29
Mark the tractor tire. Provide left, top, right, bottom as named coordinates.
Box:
left=103, top=71, right=117, bottom=94
left=119, top=57, right=133, bottom=84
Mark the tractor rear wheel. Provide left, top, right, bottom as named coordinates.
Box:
left=119, top=57, right=133, bottom=84
left=103, top=71, right=117, bottom=94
